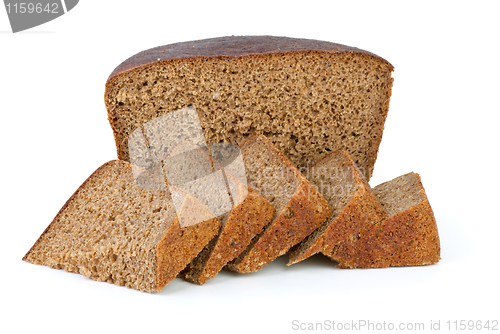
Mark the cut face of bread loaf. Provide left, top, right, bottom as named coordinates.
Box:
left=22, top=160, right=220, bottom=292
left=227, top=134, right=332, bottom=273
left=324, top=172, right=441, bottom=268
left=105, top=36, right=393, bottom=180
left=288, top=150, right=386, bottom=265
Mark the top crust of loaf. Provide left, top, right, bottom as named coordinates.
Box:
left=107, top=35, right=393, bottom=80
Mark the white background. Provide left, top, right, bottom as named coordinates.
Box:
left=1, top=1, right=499, bottom=333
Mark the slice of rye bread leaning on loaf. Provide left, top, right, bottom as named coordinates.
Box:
left=104, top=35, right=394, bottom=181
left=226, top=134, right=332, bottom=273
left=23, top=160, right=220, bottom=293
left=288, top=150, right=387, bottom=266
left=165, top=142, right=275, bottom=285
left=322, top=172, right=440, bottom=268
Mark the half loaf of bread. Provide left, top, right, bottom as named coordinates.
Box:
left=105, top=36, right=393, bottom=180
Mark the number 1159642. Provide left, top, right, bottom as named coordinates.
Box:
left=5, top=2, right=59, bottom=14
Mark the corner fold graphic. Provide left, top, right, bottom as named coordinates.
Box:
left=64, top=0, right=78, bottom=11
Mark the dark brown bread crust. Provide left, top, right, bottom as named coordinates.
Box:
left=319, top=188, right=388, bottom=267
left=157, top=216, right=219, bottom=290
left=331, top=199, right=440, bottom=268
left=108, top=36, right=393, bottom=79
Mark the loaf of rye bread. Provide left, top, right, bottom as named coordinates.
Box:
left=288, top=150, right=386, bottom=265
left=105, top=36, right=393, bottom=180
left=227, top=134, right=332, bottom=273
left=323, top=172, right=441, bottom=268
left=23, top=160, right=220, bottom=292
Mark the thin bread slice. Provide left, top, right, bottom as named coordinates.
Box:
left=227, top=134, right=332, bottom=273
left=22, top=160, right=220, bottom=292
left=170, top=143, right=275, bottom=285
left=323, top=172, right=441, bottom=268
left=288, top=150, right=386, bottom=265
left=180, top=176, right=275, bottom=284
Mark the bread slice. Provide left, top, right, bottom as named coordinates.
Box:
left=227, top=134, right=332, bottom=273
left=105, top=36, right=393, bottom=180
left=180, top=179, right=275, bottom=284
left=323, top=172, right=441, bottom=268
left=22, top=160, right=220, bottom=292
left=287, top=150, right=386, bottom=265
left=169, top=143, right=275, bottom=285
